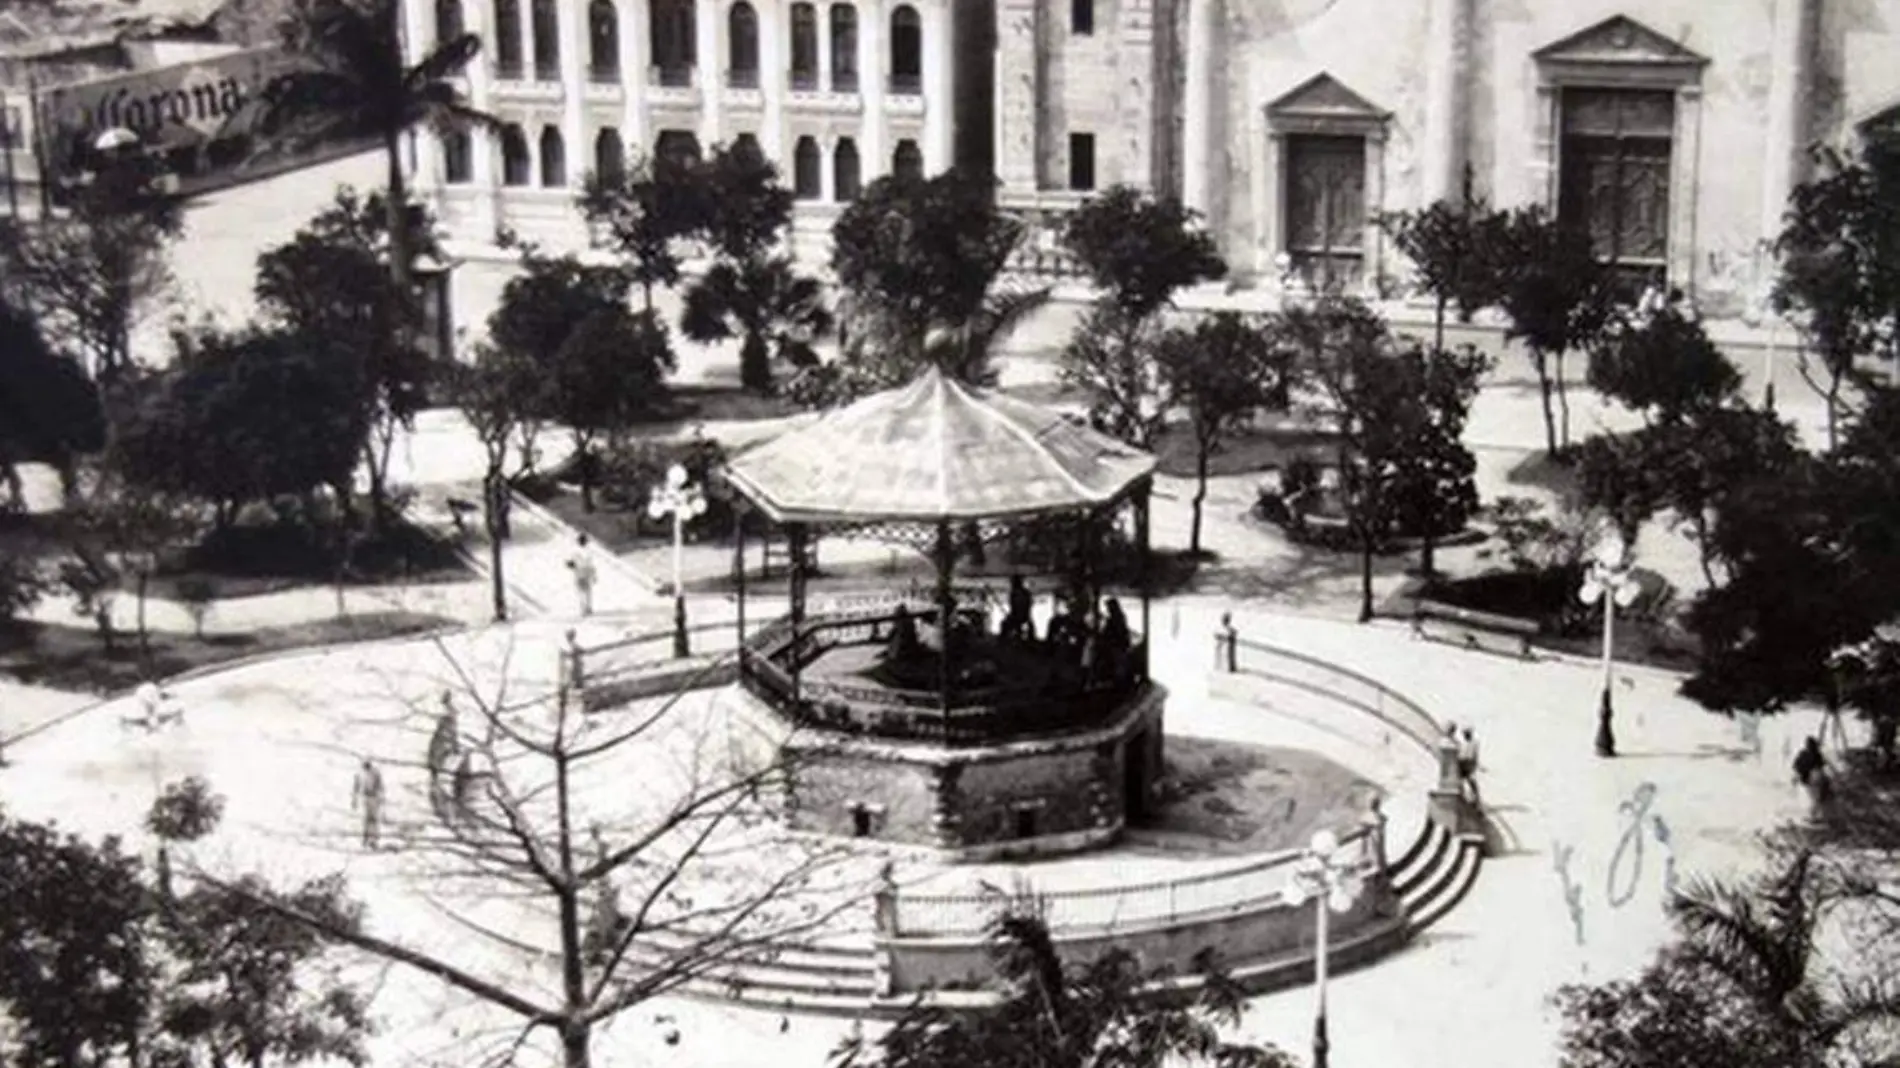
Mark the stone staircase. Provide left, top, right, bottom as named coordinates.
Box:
left=612, top=813, right=1487, bottom=1019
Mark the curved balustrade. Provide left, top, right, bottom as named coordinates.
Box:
left=740, top=603, right=1148, bottom=745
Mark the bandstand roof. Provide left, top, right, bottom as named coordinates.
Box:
left=724, top=366, right=1156, bottom=524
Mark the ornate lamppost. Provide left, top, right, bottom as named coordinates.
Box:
left=647, top=463, right=706, bottom=658
left=1579, top=531, right=1641, bottom=758
left=1285, top=828, right=1366, bottom=1068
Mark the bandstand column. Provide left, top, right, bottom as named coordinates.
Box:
left=1136, top=485, right=1151, bottom=680
left=934, top=520, right=953, bottom=711
left=789, top=522, right=809, bottom=701
left=732, top=502, right=748, bottom=648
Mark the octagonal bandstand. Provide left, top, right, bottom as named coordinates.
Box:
left=721, top=366, right=1165, bottom=862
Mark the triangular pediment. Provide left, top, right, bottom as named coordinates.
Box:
left=1534, top=15, right=1708, bottom=67
left=1266, top=73, right=1388, bottom=122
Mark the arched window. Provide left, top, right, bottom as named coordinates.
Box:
left=539, top=126, right=566, bottom=186
left=889, top=5, right=920, bottom=94
left=588, top=0, right=619, bottom=80
left=833, top=137, right=860, bottom=200
left=790, top=4, right=817, bottom=90
left=494, top=0, right=522, bottom=77
left=501, top=124, right=531, bottom=185
left=443, top=128, right=473, bottom=183
left=793, top=136, right=821, bottom=199
left=434, top=0, right=464, bottom=44
left=650, top=0, right=695, bottom=85
left=595, top=127, right=625, bottom=183
left=530, top=0, right=559, bottom=79
left=733, top=132, right=763, bottom=163
left=829, top=5, right=857, bottom=91
left=727, top=1, right=759, bottom=88
left=892, top=138, right=922, bottom=181
left=655, top=129, right=703, bottom=166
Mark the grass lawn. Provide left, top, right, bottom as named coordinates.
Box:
left=1390, top=572, right=1700, bottom=673
left=1153, top=420, right=1342, bottom=480
left=0, top=611, right=461, bottom=695
left=1, top=510, right=471, bottom=602
left=540, top=491, right=675, bottom=554
left=659, top=383, right=803, bottom=424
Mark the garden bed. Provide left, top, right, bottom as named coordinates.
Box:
left=0, top=610, right=461, bottom=693
left=1153, top=419, right=1342, bottom=480
left=1390, top=571, right=1700, bottom=672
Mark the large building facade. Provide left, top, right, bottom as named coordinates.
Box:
left=413, top=0, right=1900, bottom=340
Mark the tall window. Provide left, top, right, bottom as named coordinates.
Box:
left=595, top=127, right=625, bottom=183
left=733, top=132, right=763, bottom=162
left=793, top=135, right=822, bottom=198
left=588, top=0, right=619, bottom=81
left=790, top=4, right=818, bottom=90
left=1071, top=0, right=1092, bottom=35
left=501, top=124, right=531, bottom=185
left=650, top=0, right=695, bottom=86
left=1067, top=132, right=1094, bottom=191
left=833, top=137, right=860, bottom=200
left=1558, top=87, right=1673, bottom=295
left=892, top=138, right=922, bottom=181
left=494, top=0, right=522, bottom=77
left=830, top=5, right=858, bottom=92
left=1284, top=134, right=1366, bottom=290
left=727, top=1, right=759, bottom=87
left=435, top=0, right=464, bottom=44
left=442, top=128, right=472, bottom=183
left=889, top=5, right=920, bottom=94
left=655, top=129, right=702, bottom=166
left=530, top=0, right=558, bottom=79
left=539, top=126, right=566, bottom=186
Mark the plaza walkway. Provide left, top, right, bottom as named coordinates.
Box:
left=0, top=593, right=1834, bottom=1068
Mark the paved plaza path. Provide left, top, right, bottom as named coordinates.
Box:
left=0, top=595, right=1834, bottom=1068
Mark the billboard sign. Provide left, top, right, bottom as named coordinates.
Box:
left=29, top=46, right=380, bottom=199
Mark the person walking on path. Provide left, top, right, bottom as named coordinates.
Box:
left=1794, top=735, right=1832, bottom=814
left=427, top=691, right=460, bottom=822
left=566, top=535, right=599, bottom=618
left=1458, top=727, right=1482, bottom=804
left=352, top=757, right=387, bottom=850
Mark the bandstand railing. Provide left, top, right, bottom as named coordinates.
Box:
left=738, top=602, right=1148, bottom=746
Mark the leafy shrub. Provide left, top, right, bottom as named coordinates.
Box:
left=0, top=555, right=47, bottom=626
left=594, top=436, right=756, bottom=540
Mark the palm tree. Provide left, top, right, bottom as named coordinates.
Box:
left=836, top=278, right=1053, bottom=394
left=680, top=255, right=832, bottom=394
left=1670, top=847, right=1900, bottom=1062
left=267, top=0, right=496, bottom=300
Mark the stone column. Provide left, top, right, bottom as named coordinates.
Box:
left=818, top=1, right=834, bottom=91
left=402, top=0, right=439, bottom=188
left=858, top=0, right=886, bottom=177
left=1418, top=0, right=1470, bottom=206
left=698, top=0, right=723, bottom=147
left=559, top=0, right=586, bottom=189
left=1761, top=0, right=1816, bottom=246
left=921, top=0, right=952, bottom=173
left=621, top=0, right=649, bottom=153
left=760, top=0, right=787, bottom=162
left=1180, top=0, right=1216, bottom=215
left=994, top=0, right=1038, bottom=193
left=467, top=0, right=499, bottom=235
left=1117, top=0, right=1154, bottom=187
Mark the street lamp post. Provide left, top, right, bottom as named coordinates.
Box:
left=1285, top=828, right=1366, bottom=1068
left=1579, top=531, right=1641, bottom=758
left=647, top=464, right=706, bottom=658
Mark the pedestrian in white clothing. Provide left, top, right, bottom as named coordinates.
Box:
left=566, top=535, right=598, bottom=617
left=352, top=758, right=387, bottom=850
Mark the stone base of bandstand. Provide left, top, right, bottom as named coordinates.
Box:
left=720, top=683, right=1168, bottom=863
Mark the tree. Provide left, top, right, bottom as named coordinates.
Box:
left=1587, top=294, right=1742, bottom=426
left=0, top=810, right=157, bottom=1067
left=1281, top=296, right=1419, bottom=622
left=265, top=0, right=493, bottom=304
left=1774, top=133, right=1900, bottom=450
left=1061, top=184, right=1226, bottom=323
left=577, top=150, right=705, bottom=314
left=1153, top=312, right=1289, bottom=554
left=1060, top=304, right=1169, bottom=449
left=830, top=170, right=1042, bottom=390
left=1380, top=182, right=1511, bottom=356
left=1389, top=342, right=1491, bottom=576
left=202, top=639, right=856, bottom=1068
left=1555, top=946, right=1808, bottom=1068
left=0, top=144, right=183, bottom=382
left=256, top=188, right=440, bottom=528
left=0, top=299, right=106, bottom=506
left=63, top=465, right=212, bottom=664
left=113, top=328, right=368, bottom=526
left=835, top=907, right=1297, bottom=1068
left=1493, top=206, right=1618, bottom=455
left=453, top=343, right=536, bottom=621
